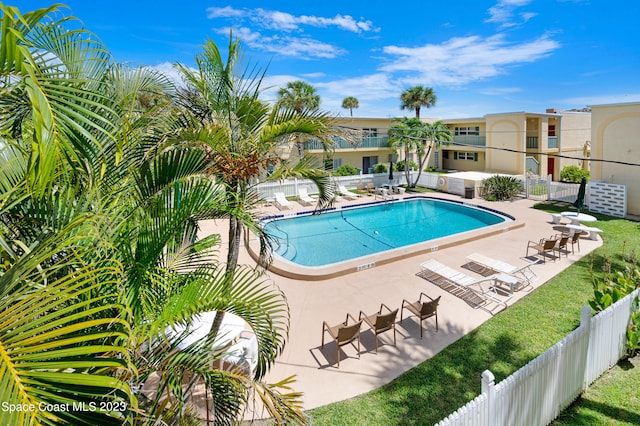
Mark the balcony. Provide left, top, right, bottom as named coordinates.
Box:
left=452, top=135, right=486, bottom=147
left=548, top=136, right=558, bottom=149
left=526, top=136, right=538, bottom=149
left=303, top=136, right=389, bottom=151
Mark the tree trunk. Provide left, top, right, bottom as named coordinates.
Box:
left=412, top=143, right=433, bottom=187
left=404, top=145, right=412, bottom=188
left=226, top=215, right=242, bottom=270
left=209, top=198, right=243, bottom=341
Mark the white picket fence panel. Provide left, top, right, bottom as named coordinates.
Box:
left=255, top=172, right=627, bottom=218
left=254, top=171, right=421, bottom=200
left=436, top=288, right=639, bottom=426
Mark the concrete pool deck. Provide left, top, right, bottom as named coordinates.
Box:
left=197, top=191, right=603, bottom=414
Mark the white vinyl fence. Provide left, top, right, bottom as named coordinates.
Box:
left=436, top=288, right=640, bottom=426
left=515, top=174, right=582, bottom=203
left=254, top=172, right=417, bottom=199
left=256, top=173, right=627, bottom=218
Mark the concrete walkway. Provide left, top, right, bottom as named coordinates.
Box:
left=198, top=192, right=602, bottom=412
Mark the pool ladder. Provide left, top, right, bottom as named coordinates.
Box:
left=269, top=225, right=296, bottom=259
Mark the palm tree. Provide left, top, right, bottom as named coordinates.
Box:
left=388, top=117, right=429, bottom=187
left=277, top=80, right=320, bottom=113
left=342, top=96, right=359, bottom=116
left=388, top=118, right=452, bottom=187
left=0, top=5, right=136, bottom=423
left=417, top=120, right=452, bottom=181
left=0, top=5, right=312, bottom=424
left=176, top=37, right=337, bottom=272
left=173, top=36, right=341, bottom=422
left=400, top=85, right=437, bottom=118
left=277, top=80, right=323, bottom=158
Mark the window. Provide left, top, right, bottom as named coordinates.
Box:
left=332, top=158, right=343, bottom=170
left=454, top=126, right=480, bottom=136
left=362, top=128, right=378, bottom=137
left=453, top=152, right=478, bottom=161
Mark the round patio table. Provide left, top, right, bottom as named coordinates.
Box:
left=560, top=212, right=597, bottom=225
left=169, top=311, right=246, bottom=350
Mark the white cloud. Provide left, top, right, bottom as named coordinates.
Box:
left=381, top=34, right=560, bottom=86
left=206, top=6, right=245, bottom=18
left=478, top=87, right=522, bottom=95
left=485, top=0, right=535, bottom=28
left=253, top=8, right=377, bottom=33
left=214, top=26, right=344, bottom=59
left=315, top=73, right=400, bottom=102
left=147, top=62, right=186, bottom=86
left=208, top=6, right=377, bottom=34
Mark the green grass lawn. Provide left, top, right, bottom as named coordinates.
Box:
left=305, top=201, right=640, bottom=426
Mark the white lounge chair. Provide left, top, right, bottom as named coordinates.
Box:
left=338, top=185, right=361, bottom=200
left=326, top=184, right=343, bottom=203
left=465, top=253, right=538, bottom=290
left=274, top=192, right=292, bottom=210
left=297, top=187, right=317, bottom=206
left=418, top=259, right=510, bottom=313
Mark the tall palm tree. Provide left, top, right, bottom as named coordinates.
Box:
left=342, top=96, right=359, bottom=117
left=400, top=85, right=437, bottom=118
left=176, top=37, right=337, bottom=272
left=276, top=80, right=323, bottom=158
left=277, top=80, right=320, bottom=113
left=174, top=36, right=340, bottom=422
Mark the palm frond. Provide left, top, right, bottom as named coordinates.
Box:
left=0, top=234, right=135, bottom=425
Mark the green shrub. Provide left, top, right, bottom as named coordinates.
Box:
left=333, top=164, right=359, bottom=176
left=373, top=163, right=388, bottom=173
left=560, top=165, right=589, bottom=183
left=395, top=160, right=418, bottom=171
left=482, top=175, right=522, bottom=201
left=589, top=266, right=640, bottom=356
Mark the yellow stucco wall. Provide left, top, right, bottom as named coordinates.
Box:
left=485, top=115, right=526, bottom=174
left=555, top=112, right=591, bottom=177
left=591, top=102, right=640, bottom=216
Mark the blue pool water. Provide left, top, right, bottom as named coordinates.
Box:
left=263, top=198, right=509, bottom=267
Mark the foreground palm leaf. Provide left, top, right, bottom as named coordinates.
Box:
left=133, top=264, right=297, bottom=424
left=0, top=221, right=135, bottom=426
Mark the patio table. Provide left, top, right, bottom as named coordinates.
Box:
left=560, top=212, right=597, bottom=225
left=169, top=311, right=246, bottom=350
left=492, top=273, right=519, bottom=294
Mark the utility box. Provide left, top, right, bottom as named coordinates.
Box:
left=465, top=187, right=475, bottom=199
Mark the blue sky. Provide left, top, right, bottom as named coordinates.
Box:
left=24, top=1, right=640, bottom=118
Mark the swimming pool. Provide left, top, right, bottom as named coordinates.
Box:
left=262, top=198, right=512, bottom=268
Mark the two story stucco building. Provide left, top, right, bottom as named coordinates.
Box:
left=305, top=109, right=591, bottom=180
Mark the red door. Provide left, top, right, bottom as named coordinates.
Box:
left=547, top=157, right=555, bottom=181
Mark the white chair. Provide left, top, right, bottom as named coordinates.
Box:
left=297, top=187, right=317, bottom=206
left=419, top=259, right=510, bottom=313
left=274, top=192, right=292, bottom=210
left=465, top=253, right=538, bottom=290
left=338, top=185, right=361, bottom=200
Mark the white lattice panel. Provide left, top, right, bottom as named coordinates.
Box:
left=588, top=181, right=627, bottom=218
